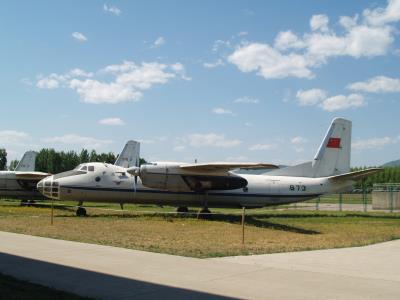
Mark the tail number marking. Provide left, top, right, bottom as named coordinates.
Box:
left=290, top=185, right=306, bottom=191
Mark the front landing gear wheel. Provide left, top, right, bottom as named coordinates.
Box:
left=76, top=207, right=87, bottom=217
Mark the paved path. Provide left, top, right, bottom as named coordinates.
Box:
left=0, top=231, right=399, bottom=299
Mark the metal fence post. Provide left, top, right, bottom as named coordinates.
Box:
left=316, top=197, right=320, bottom=211
left=339, top=193, right=343, bottom=212
left=362, top=181, right=367, bottom=212
left=390, top=186, right=394, bottom=213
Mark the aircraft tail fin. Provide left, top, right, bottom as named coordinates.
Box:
left=15, top=151, right=37, bottom=171
left=311, top=117, right=351, bottom=177
left=114, top=140, right=140, bottom=168
left=267, top=118, right=352, bottom=178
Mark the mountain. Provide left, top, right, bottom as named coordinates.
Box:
left=382, top=159, right=400, bottom=167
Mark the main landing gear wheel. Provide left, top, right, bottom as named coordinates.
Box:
left=197, top=207, right=212, bottom=219
left=177, top=206, right=189, bottom=213
left=76, top=207, right=87, bottom=217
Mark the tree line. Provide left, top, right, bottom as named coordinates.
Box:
left=352, top=166, right=400, bottom=189
left=0, top=148, right=146, bottom=173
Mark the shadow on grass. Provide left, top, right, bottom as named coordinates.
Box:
left=57, top=211, right=320, bottom=235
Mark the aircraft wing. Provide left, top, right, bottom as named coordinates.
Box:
left=180, top=162, right=278, bottom=173
left=328, top=168, right=383, bottom=181
left=15, top=172, right=51, bottom=180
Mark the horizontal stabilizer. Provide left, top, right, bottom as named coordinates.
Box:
left=328, top=168, right=383, bottom=181
left=180, top=162, right=278, bottom=173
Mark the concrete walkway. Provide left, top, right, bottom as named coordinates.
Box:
left=0, top=231, right=399, bottom=299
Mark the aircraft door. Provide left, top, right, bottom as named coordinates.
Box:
left=270, top=179, right=282, bottom=194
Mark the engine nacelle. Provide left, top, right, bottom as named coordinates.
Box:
left=139, top=163, right=248, bottom=192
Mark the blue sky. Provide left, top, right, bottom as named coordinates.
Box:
left=1, top=0, right=400, bottom=166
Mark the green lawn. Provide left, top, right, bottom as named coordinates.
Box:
left=1, top=198, right=399, bottom=258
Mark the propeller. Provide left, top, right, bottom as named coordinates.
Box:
left=127, top=166, right=140, bottom=194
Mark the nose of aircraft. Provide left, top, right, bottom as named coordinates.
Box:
left=37, top=176, right=60, bottom=200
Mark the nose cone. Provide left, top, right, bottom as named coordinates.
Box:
left=37, top=176, right=60, bottom=200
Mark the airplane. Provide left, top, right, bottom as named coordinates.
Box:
left=37, top=118, right=382, bottom=217
left=0, top=151, right=50, bottom=200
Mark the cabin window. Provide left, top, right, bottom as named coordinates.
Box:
left=88, top=166, right=95, bottom=172
left=95, top=176, right=101, bottom=182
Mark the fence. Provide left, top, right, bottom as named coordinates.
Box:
left=286, top=192, right=375, bottom=212
left=371, top=183, right=400, bottom=212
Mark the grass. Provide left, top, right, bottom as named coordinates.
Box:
left=0, top=199, right=399, bottom=258
left=0, top=272, right=91, bottom=300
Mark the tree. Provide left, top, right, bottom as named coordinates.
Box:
left=0, top=149, right=7, bottom=170
left=9, top=159, right=19, bottom=171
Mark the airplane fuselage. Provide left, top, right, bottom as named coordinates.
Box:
left=38, top=163, right=353, bottom=208
left=0, top=171, right=44, bottom=199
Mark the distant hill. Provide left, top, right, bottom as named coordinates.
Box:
left=382, top=159, right=400, bottom=167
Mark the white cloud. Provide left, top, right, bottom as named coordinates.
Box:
left=238, top=31, right=248, bottom=37
left=103, top=4, right=121, bottom=16
left=36, top=68, right=93, bottom=90
left=234, top=96, right=259, bottom=104
left=363, top=0, right=400, bottom=26
left=291, top=136, right=307, bottom=153
left=37, top=76, right=60, bottom=89
left=69, top=79, right=142, bottom=104
left=36, top=61, right=186, bottom=104
left=212, top=39, right=231, bottom=52
left=274, top=31, right=306, bottom=50
left=0, top=130, right=29, bottom=145
left=291, top=136, right=307, bottom=145
left=296, top=88, right=365, bottom=111
left=43, top=134, right=113, bottom=149
left=310, top=14, right=330, bottom=32
left=187, top=133, right=241, bottom=148
left=244, top=122, right=253, bottom=127
left=72, top=32, right=87, bottom=42
left=296, top=89, right=327, bottom=106
left=228, top=1, right=398, bottom=80
left=152, top=36, right=165, bottom=48
left=170, top=63, right=191, bottom=80
left=320, top=93, right=365, bottom=112
left=203, top=59, right=225, bottom=68
left=352, top=136, right=396, bottom=150
left=347, top=76, right=400, bottom=93
left=248, top=143, right=275, bottom=151
left=68, top=68, right=93, bottom=78
left=98, top=117, right=125, bottom=126
left=228, top=43, right=314, bottom=79
left=212, top=107, right=235, bottom=115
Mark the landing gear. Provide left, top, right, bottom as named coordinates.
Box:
left=76, top=207, right=87, bottom=217
left=176, top=206, right=189, bottom=213
left=197, top=207, right=212, bottom=219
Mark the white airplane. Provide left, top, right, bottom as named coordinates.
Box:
left=37, top=118, right=381, bottom=216
left=0, top=151, right=50, bottom=200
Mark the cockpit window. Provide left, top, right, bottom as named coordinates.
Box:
left=80, top=166, right=87, bottom=171
left=88, top=166, right=94, bottom=172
